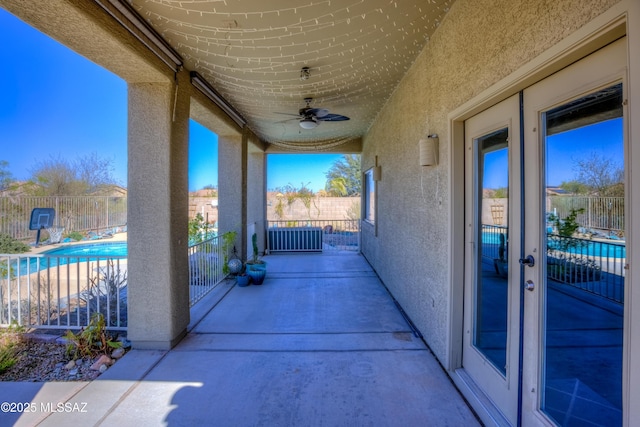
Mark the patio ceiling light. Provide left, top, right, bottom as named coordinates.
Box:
left=299, top=118, right=318, bottom=129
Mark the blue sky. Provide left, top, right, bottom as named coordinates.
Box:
left=0, top=9, right=339, bottom=193
left=482, top=118, right=623, bottom=189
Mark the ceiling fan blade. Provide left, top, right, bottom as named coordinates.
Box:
left=317, top=113, right=350, bottom=122
left=308, top=108, right=330, bottom=118
left=275, top=112, right=302, bottom=117
left=274, top=118, right=299, bottom=124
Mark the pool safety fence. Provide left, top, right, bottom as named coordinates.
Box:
left=0, top=236, right=226, bottom=330
left=266, top=220, right=360, bottom=253
left=481, top=224, right=625, bottom=304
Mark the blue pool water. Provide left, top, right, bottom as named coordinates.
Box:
left=9, top=242, right=128, bottom=276
left=44, top=242, right=127, bottom=257
left=482, top=231, right=626, bottom=259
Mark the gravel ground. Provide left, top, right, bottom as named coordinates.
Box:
left=0, top=334, right=126, bottom=382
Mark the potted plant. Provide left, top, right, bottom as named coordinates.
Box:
left=221, top=231, right=238, bottom=275
left=245, top=233, right=267, bottom=285
left=236, top=262, right=251, bottom=287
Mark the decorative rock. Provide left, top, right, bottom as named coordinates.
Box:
left=118, top=337, right=132, bottom=349
left=65, top=360, right=76, bottom=370
left=25, top=333, right=59, bottom=343
left=111, top=348, right=125, bottom=359
left=90, top=355, right=113, bottom=371
left=68, top=369, right=78, bottom=376
left=75, top=359, right=83, bottom=366
left=99, top=364, right=108, bottom=373
left=56, top=337, right=71, bottom=345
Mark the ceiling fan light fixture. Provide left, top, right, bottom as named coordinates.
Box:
left=299, top=118, right=318, bottom=129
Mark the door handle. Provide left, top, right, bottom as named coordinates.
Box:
left=519, top=255, right=535, bottom=267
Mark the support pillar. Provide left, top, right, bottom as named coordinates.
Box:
left=127, top=71, right=191, bottom=349
left=218, top=133, right=248, bottom=257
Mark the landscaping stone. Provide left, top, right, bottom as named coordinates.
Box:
left=90, top=355, right=113, bottom=371
left=65, top=360, right=76, bottom=370
left=112, top=347, right=125, bottom=359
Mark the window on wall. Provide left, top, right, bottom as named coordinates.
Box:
left=364, top=168, right=375, bottom=224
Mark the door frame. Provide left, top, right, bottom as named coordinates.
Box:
left=447, top=4, right=638, bottom=426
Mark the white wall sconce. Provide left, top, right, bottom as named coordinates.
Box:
left=373, top=155, right=382, bottom=181
left=419, top=134, right=439, bottom=166
left=373, top=165, right=382, bottom=181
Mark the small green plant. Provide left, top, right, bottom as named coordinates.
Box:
left=64, top=231, right=85, bottom=241
left=0, top=233, right=31, bottom=254
left=252, top=232, right=259, bottom=263
left=548, top=208, right=584, bottom=237
left=0, top=323, right=25, bottom=374
left=221, top=231, right=238, bottom=274
left=64, top=313, right=121, bottom=360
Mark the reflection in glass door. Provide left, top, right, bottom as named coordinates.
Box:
left=474, top=128, right=509, bottom=375
left=541, top=83, right=625, bottom=426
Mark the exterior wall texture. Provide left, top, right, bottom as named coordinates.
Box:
left=361, top=0, right=620, bottom=363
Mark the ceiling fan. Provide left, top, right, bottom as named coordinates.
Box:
left=278, top=98, right=350, bottom=129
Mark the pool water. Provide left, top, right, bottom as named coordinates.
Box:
left=8, top=242, right=128, bottom=276
left=44, top=242, right=127, bottom=257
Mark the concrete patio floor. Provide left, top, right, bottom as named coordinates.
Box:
left=2, top=252, right=479, bottom=427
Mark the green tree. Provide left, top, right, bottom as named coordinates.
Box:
left=326, top=177, right=347, bottom=197
left=559, top=180, right=589, bottom=195
left=324, top=154, right=361, bottom=196
left=0, top=161, right=13, bottom=192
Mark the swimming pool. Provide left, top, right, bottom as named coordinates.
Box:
left=7, top=242, right=128, bottom=276
left=43, top=242, right=127, bottom=257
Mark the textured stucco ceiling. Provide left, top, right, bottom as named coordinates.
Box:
left=131, top=0, right=454, bottom=150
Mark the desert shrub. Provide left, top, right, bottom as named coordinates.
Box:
left=64, top=231, right=85, bottom=241
left=64, top=313, right=121, bottom=360
left=0, top=233, right=31, bottom=254
left=0, top=324, right=25, bottom=374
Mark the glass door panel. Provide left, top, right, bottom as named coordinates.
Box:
left=474, top=128, right=509, bottom=375
left=541, top=83, right=624, bottom=426
left=463, top=94, right=520, bottom=425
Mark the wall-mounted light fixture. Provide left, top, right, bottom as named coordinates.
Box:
left=373, top=155, right=382, bottom=181
left=419, top=134, right=439, bottom=166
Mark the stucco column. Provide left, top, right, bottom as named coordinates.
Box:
left=127, top=71, right=191, bottom=349
left=218, top=133, right=248, bottom=257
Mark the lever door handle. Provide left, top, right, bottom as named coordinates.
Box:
left=519, top=255, right=535, bottom=267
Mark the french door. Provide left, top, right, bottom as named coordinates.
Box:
left=463, top=38, right=627, bottom=426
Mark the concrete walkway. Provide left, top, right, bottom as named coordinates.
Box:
left=3, top=253, right=479, bottom=426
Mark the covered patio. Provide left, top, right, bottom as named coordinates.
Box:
left=3, top=252, right=479, bottom=426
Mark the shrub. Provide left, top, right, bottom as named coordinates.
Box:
left=64, top=313, right=121, bottom=360
left=0, top=233, right=31, bottom=254
left=64, top=231, right=85, bottom=241
left=0, top=324, right=25, bottom=374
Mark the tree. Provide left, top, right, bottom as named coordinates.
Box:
left=26, top=153, right=118, bottom=196
left=0, top=160, right=14, bottom=192
left=572, top=151, right=623, bottom=197
left=326, top=177, right=347, bottom=197
left=559, top=180, right=589, bottom=195
left=75, top=152, right=118, bottom=194
left=324, top=154, right=361, bottom=196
